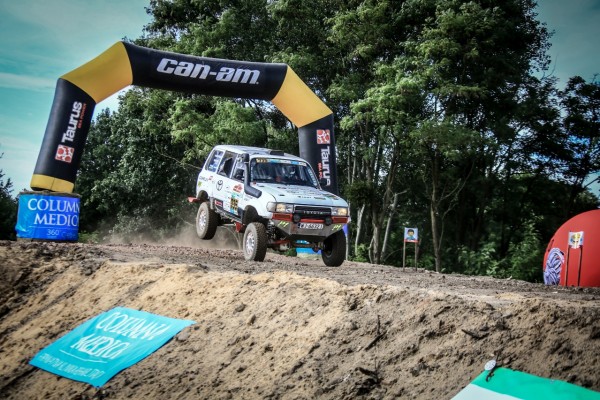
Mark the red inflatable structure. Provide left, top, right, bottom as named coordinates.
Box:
left=543, top=209, right=600, bottom=288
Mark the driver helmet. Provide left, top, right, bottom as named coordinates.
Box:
left=282, top=164, right=296, bottom=178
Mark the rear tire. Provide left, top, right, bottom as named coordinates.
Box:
left=321, top=230, right=346, bottom=267
left=196, top=202, right=218, bottom=240
left=243, top=222, right=268, bottom=261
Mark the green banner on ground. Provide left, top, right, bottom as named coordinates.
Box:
left=452, top=368, right=600, bottom=400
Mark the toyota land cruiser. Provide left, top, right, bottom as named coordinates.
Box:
left=190, top=145, right=349, bottom=266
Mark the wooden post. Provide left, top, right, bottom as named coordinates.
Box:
left=565, top=246, right=571, bottom=286
left=577, top=246, right=584, bottom=287
left=414, top=241, right=418, bottom=271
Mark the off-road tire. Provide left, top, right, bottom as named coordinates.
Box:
left=321, top=230, right=346, bottom=267
left=243, top=222, right=268, bottom=261
left=196, top=202, right=218, bottom=240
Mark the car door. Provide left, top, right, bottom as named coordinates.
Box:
left=200, top=148, right=224, bottom=199
left=226, top=155, right=246, bottom=216
left=213, top=150, right=237, bottom=215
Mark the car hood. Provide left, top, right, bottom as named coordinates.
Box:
left=254, top=183, right=348, bottom=207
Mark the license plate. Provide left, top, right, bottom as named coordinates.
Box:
left=299, top=222, right=323, bottom=230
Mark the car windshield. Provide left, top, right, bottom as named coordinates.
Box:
left=250, top=158, right=318, bottom=187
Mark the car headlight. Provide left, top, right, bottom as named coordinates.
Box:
left=331, top=207, right=348, bottom=216
left=266, top=202, right=294, bottom=213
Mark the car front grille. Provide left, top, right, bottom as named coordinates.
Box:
left=294, top=206, right=331, bottom=216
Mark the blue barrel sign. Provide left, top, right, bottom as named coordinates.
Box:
left=15, top=191, right=80, bottom=241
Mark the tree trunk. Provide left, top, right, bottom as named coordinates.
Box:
left=430, top=201, right=442, bottom=273
left=354, top=203, right=366, bottom=256
left=430, top=150, right=443, bottom=273
left=381, top=193, right=399, bottom=261
left=371, top=225, right=381, bottom=264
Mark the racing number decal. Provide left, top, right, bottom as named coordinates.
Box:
left=230, top=196, right=239, bottom=214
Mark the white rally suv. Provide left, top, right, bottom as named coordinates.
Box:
left=190, top=145, right=349, bottom=266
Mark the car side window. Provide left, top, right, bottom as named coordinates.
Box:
left=232, top=156, right=245, bottom=182
left=217, top=151, right=236, bottom=177
left=206, top=150, right=224, bottom=172
left=218, top=157, right=233, bottom=177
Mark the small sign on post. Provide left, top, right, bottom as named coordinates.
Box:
left=403, top=227, right=419, bottom=270
left=566, top=231, right=585, bottom=287
left=568, top=231, right=583, bottom=249
left=404, top=228, right=418, bottom=243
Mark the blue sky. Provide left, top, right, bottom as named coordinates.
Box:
left=536, top=0, right=600, bottom=85
left=0, top=0, right=151, bottom=193
left=0, top=0, right=599, bottom=196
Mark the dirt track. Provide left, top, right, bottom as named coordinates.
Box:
left=1, top=236, right=599, bottom=399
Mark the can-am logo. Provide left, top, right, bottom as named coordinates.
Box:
left=157, top=58, right=260, bottom=84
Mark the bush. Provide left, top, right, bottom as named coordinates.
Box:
left=503, top=219, right=544, bottom=282
left=0, top=170, right=17, bottom=240
left=457, top=219, right=544, bottom=282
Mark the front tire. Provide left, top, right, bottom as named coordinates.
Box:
left=321, top=230, right=346, bottom=267
left=196, top=202, right=218, bottom=240
left=243, top=222, right=268, bottom=261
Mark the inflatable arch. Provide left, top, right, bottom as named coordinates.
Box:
left=31, top=41, right=338, bottom=194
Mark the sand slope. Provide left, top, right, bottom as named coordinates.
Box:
left=1, top=240, right=599, bottom=399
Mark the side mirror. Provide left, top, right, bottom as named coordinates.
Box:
left=319, top=178, right=328, bottom=187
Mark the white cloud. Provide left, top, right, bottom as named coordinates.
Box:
left=0, top=72, right=55, bottom=92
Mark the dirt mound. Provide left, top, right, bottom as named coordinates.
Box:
left=1, top=240, right=599, bottom=399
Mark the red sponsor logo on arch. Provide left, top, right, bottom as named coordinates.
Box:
left=55, top=145, right=75, bottom=163
left=316, top=129, right=330, bottom=145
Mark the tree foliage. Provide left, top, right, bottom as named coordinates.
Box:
left=76, top=89, right=197, bottom=240
left=71, top=0, right=599, bottom=281
left=0, top=164, right=17, bottom=240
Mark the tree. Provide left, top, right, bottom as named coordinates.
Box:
left=559, top=75, right=600, bottom=216
left=328, top=0, right=423, bottom=263
left=76, top=89, right=197, bottom=240
left=328, top=0, right=553, bottom=271
left=395, top=0, right=552, bottom=271
left=0, top=157, right=17, bottom=240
